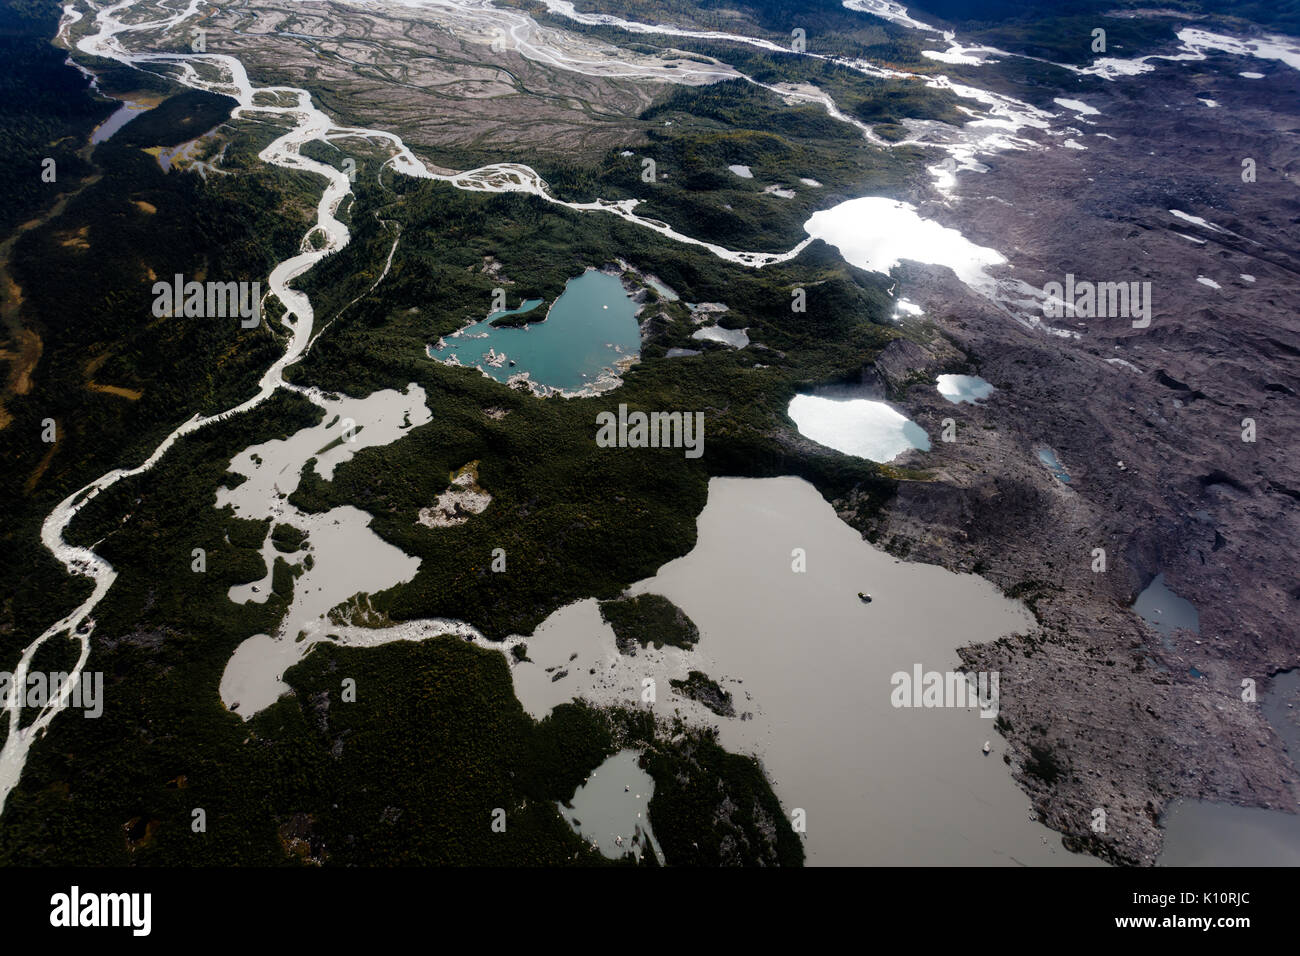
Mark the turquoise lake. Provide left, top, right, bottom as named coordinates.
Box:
left=427, top=270, right=640, bottom=394
left=1037, top=447, right=1071, bottom=483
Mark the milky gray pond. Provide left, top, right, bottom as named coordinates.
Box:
left=503, top=476, right=1102, bottom=865
left=1134, top=572, right=1200, bottom=637
left=1160, top=801, right=1300, bottom=866
left=558, top=749, right=662, bottom=863
left=1159, top=669, right=1300, bottom=865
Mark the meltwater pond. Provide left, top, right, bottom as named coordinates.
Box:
left=558, top=749, right=663, bottom=863
left=1159, top=671, right=1300, bottom=865
left=787, top=393, right=930, bottom=462
left=1159, top=801, right=1300, bottom=865
left=803, top=197, right=1007, bottom=296
left=937, top=374, right=995, bottom=405
left=428, top=270, right=639, bottom=394
left=1133, top=573, right=1200, bottom=637
left=1037, top=447, right=1071, bottom=483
